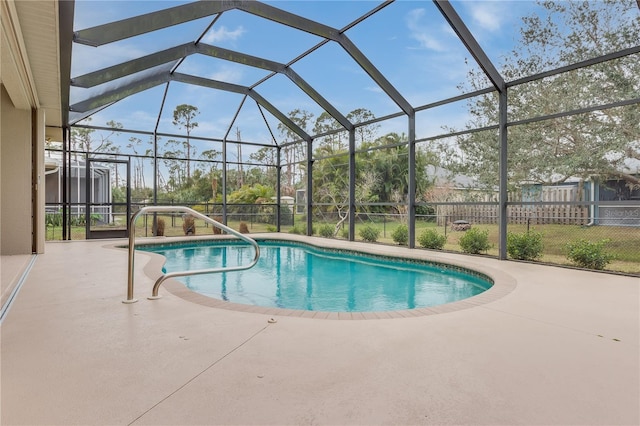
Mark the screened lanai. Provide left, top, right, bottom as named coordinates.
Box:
left=2, top=3, right=640, bottom=423
left=51, top=0, right=640, bottom=274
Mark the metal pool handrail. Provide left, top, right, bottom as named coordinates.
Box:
left=124, top=206, right=260, bottom=304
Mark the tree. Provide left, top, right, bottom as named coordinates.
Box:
left=161, top=145, right=183, bottom=192
left=127, top=136, right=154, bottom=190
left=228, top=183, right=274, bottom=205
left=363, top=132, right=435, bottom=213
left=278, top=108, right=313, bottom=195
left=70, top=118, right=122, bottom=160
left=346, top=108, right=379, bottom=147
left=250, top=146, right=278, bottom=166
left=70, top=119, right=124, bottom=190
left=172, top=104, right=199, bottom=180
left=448, top=0, right=639, bottom=192
left=311, top=130, right=436, bottom=233
left=313, top=112, right=344, bottom=153
left=313, top=152, right=377, bottom=236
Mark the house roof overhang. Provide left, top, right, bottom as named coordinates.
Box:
left=1, top=0, right=73, bottom=140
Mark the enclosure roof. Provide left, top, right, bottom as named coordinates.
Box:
left=64, top=0, right=503, bottom=144
left=63, top=0, right=640, bottom=146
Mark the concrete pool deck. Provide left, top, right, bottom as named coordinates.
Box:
left=1, top=235, right=638, bottom=425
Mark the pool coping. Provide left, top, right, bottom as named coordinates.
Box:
left=111, top=233, right=517, bottom=320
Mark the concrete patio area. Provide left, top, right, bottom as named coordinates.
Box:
left=1, top=236, right=638, bottom=425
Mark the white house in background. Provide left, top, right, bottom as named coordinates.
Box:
left=44, top=152, right=112, bottom=221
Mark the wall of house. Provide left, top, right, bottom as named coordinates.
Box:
left=1, top=0, right=47, bottom=257
left=1, top=84, right=33, bottom=255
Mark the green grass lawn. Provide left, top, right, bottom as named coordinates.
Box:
left=336, top=220, right=639, bottom=275
left=46, top=216, right=276, bottom=241
left=46, top=216, right=639, bottom=275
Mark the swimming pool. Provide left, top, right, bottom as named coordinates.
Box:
left=139, top=240, right=493, bottom=313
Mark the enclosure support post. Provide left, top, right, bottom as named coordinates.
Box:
left=498, top=89, right=508, bottom=260
left=408, top=113, right=416, bottom=248
left=62, top=126, right=69, bottom=240
left=222, top=137, right=228, bottom=223
left=126, top=158, right=131, bottom=236
left=152, top=130, right=158, bottom=209
left=348, top=129, right=356, bottom=241
left=276, top=145, right=282, bottom=232
left=152, top=130, right=158, bottom=234
left=306, top=139, right=313, bottom=236
left=152, top=82, right=169, bottom=234
left=84, top=158, right=90, bottom=238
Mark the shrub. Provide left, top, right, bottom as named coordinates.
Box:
left=359, top=225, right=380, bottom=242
left=318, top=224, right=334, bottom=238
left=182, top=215, right=196, bottom=235
left=89, top=213, right=101, bottom=225
left=239, top=222, right=249, bottom=233
left=459, top=228, right=491, bottom=254
left=340, top=227, right=349, bottom=239
left=46, top=212, right=62, bottom=227
left=288, top=224, right=316, bottom=235
left=566, top=239, right=613, bottom=270
left=289, top=225, right=302, bottom=235
left=74, top=213, right=101, bottom=226
left=289, top=224, right=304, bottom=235
left=391, top=224, right=408, bottom=245
left=212, top=216, right=223, bottom=234
left=266, top=225, right=277, bottom=232
left=507, top=230, right=543, bottom=261
left=154, top=218, right=165, bottom=236
left=418, top=229, right=447, bottom=250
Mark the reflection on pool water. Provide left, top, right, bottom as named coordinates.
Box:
left=139, top=240, right=493, bottom=313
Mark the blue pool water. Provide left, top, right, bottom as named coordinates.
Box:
left=139, top=241, right=492, bottom=312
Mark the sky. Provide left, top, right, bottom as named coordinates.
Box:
left=68, top=0, right=568, bottom=159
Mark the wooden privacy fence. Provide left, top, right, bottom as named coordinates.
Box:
left=436, top=205, right=589, bottom=226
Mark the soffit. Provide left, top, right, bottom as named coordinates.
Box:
left=13, top=0, right=62, bottom=128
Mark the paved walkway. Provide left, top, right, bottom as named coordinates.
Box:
left=1, top=236, right=638, bottom=425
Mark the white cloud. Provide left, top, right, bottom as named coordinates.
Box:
left=194, top=120, right=226, bottom=137
left=209, top=66, right=243, bottom=84
left=467, top=3, right=503, bottom=32
left=203, top=25, right=246, bottom=44
left=128, top=110, right=156, bottom=126
left=405, top=8, right=446, bottom=52
left=365, top=86, right=384, bottom=94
